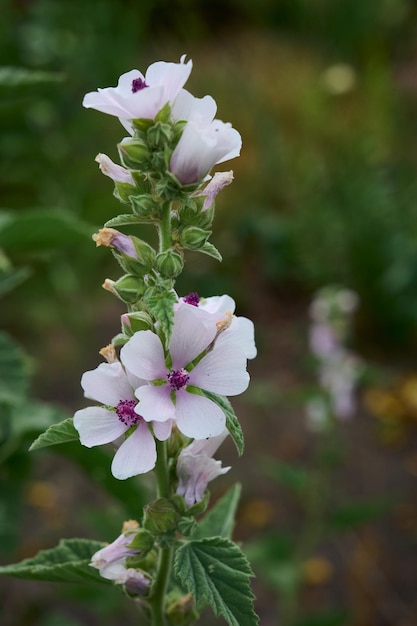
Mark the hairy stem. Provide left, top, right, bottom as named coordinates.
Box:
left=149, top=439, right=173, bottom=626
left=159, top=201, right=172, bottom=253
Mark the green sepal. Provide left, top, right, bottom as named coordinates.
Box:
left=126, top=528, right=154, bottom=553
left=112, top=332, right=129, bottom=346
left=131, top=118, right=154, bottom=133
left=112, top=274, right=146, bottom=304
left=131, top=237, right=156, bottom=269
left=118, top=139, right=150, bottom=170
left=179, top=226, right=211, bottom=250
left=156, top=249, right=184, bottom=278
left=177, top=517, right=198, bottom=537
left=166, top=591, right=199, bottom=626
left=154, top=174, right=182, bottom=202
left=147, top=121, right=173, bottom=149
left=130, top=194, right=159, bottom=220
left=198, top=241, right=222, bottom=261
left=112, top=251, right=148, bottom=277
left=122, top=311, right=154, bottom=334
left=154, top=102, right=172, bottom=124
left=130, top=171, right=151, bottom=193
left=114, top=181, right=137, bottom=204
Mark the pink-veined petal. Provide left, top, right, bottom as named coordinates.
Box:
left=169, top=306, right=216, bottom=369
left=172, top=90, right=217, bottom=125
left=121, top=331, right=166, bottom=381
left=81, top=362, right=134, bottom=406
left=175, top=390, right=225, bottom=438
left=135, top=384, right=175, bottom=422
left=111, top=422, right=156, bottom=479
left=152, top=419, right=173, bottom=441
left=73, top=406, right=127, bottom=447
left=189, top=338, right=249, bottom=396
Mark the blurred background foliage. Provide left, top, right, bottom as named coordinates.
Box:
left=1, top=0, right=417, bottom=625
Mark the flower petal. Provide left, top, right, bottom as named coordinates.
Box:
left=229, top=317, right=257, bottom=359
left=135, top=384, right=175, bottom=422
left=81, top=362, right=133, bottom=406
left=189, top=336, right=249, bottom=395
left=175, top=390, right=225, bottom=438
left=169, top=306, right=216, bottom=369
left=152, top=418, right=173, bottom=441
left=73, top=407, right=127, bottom=447
left=145, top=58, right=192, bottom=103
left=111, top=422, right=156, bottom=479
left=121, top=331, right=167, bottom=381
left=172, top=89, right=217, bottom=125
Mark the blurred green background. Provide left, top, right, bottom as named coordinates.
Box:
left=1, top=1, right=417, bottom=625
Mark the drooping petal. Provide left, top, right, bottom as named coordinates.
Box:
left=175, top=390, right=226, bottom=438
left=152, top=418, right=173, bottom=441
left=169, top=306, right=216, bottom=370
left=121, top=331, right=167, bottom=381
left=111, top=422, right=156, bottom=479
left=193, top=171, right=234, bottom=210
left=73, top=407, right=127, bottom=447
left=177, top=451, right=230, bottom=507
left=189, top=337, right=249, bottom=396
left=81, top=362, right=133, bottom=406
left=134, top=384, right=175, bottom=422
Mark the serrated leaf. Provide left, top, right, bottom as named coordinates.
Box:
left=200, top=391, right=244, bottom=455
left=0, top=538, right=107, bottom=584
left=29, top=418, right=78, bottom=451
left=144, top=287, right=177, bottom=344
left=192, top=484, right=241, bottom=540
left=198, top=241, right=222, bottom=261
left=0, top=332, right=30, bottom=403
left=104, top=214, right=142, bottom=227
left=174, top=537, right=258, bottom=626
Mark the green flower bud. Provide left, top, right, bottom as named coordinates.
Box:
left=126, top=528, right=154, bottom=554
left=130, top=194, right=159, bottom=220
left=177, top=516, right=197, bottom=536
left=166, top=592, right=198, bottom=626
left=112, top=274, right=145, bottom=304
left=114, top=180, right=137, bottom=204
left=118, top=139, right=150, bottom=170
left=156, top=250, right=184, bottom=278
left=143, top=498, right=181, bottom=535
left=132, top=238, right=156, bottom=269
left=179, top=226, right=211, bottom=250
left=147, top=121, right=173, bottom=149
left=121, top=311, right=153, bottom=335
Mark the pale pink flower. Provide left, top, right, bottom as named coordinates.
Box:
left=93, top=227, right=137, bottom=258
left=176, top=431, right=230, bottom=506
left=73, top=361, right=172, bottom=479
left=120, top=306, right=250, bottom=439
left=95, top=153, right=134, bottom=184
left=193, top=171, right=234, bottom=210
left=170, top=118, right=241, bottom=185
left=82, top=56, right=192, bottom=124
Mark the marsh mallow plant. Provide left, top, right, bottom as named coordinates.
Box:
left=0, top=56, right=259, bottom=626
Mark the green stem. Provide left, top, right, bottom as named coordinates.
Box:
left=149, top=439, right=173, bottom=626
left=159, top=201, right=172, bottom=253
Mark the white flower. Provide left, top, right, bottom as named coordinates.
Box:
left=82, top=56, right=192, bottom=125
left=73, top=361, right=172, bottom=480
left=192, top=171, right=234, bottom=210
left=120, top=306, right=250, bottom=439
left=170, top=118, right=241, bottom=185
left=176, top=431, right=230, bottom=507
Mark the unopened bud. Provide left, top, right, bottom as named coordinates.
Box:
left=121, top=311, right=153, bottom=334
left=179, top=226, right=211, bottom=250
left=143, top=498, right=181, bottom=535
left=118, top=139, right=150, bottom=170
left=156, top=250, right=184, bottom=278
left=130, top=194, right=158, bottom=219
left=112, top=274, right=145, bottom=304
left=147, top=121, right=173, bottom=148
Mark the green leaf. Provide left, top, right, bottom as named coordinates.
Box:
left=328, top=498, right=392, bottom=531
left=11, top=400, right=68, bottom=439
left=0, top=209, right=92, bottom=254
left=29, top=418, right=78, bottom=451
left=0, top=332, right=29, bottom=404
left=104, top=214, right=143, bottom=227
left=200, top=391, right=244, bottom=455
left=192, top=484, right=241, bottom=540
left=198, top=241, right=222, bottom=261
left=0, top=538, right=107, bottom=584
left=144, top=287, right=177, bottom=344
left=174, top=537, right=258, bottom=626
left=0, top=266, right=31, bottom=297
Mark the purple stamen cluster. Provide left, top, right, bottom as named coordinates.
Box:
left=183, top=292, right=200, bottom=307
left=116, top=400, right=140, bottom=427
left=131, top=78, right=148, bottom=93
left=167, top=369, right=190, bottom=391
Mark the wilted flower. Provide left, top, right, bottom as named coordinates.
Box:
left=193, top=171, right=234, bottom=210
left=95, top=153, right=134, bottom=184
left=176, top=431, right=230, bottom=506
left=121, top=306, right=250, bottom=439
left=73, top=360, right=172, bottom=479
left=93, top=227, right=137, bottom=258
left=83, top=56, right=192, bottom=125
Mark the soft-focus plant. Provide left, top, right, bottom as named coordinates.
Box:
left=0, top=56, right=258, bottom=626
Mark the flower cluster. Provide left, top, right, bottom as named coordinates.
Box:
left=306, top=286, right=362, bottom=430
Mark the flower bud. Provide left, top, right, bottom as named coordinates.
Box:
left=121, top=311, right=153, bottom=334
left=143, top=497, right=181, bottom=535
left=126, top=527, right=154, bottom=554
left=112, top=274, right=145, bottom=304
left=130, top=194, right=158, bottom=219
left=147, top=121, right=173, bottom=148
left=156, top=250, right=184, bottom=278
left=132, top=238, right=156, bottom=269
left=166, top=592, right=198, bottom=626
left=179, top=226, right=211, bottom=250
left=118, top=139, right=150, bottom=170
